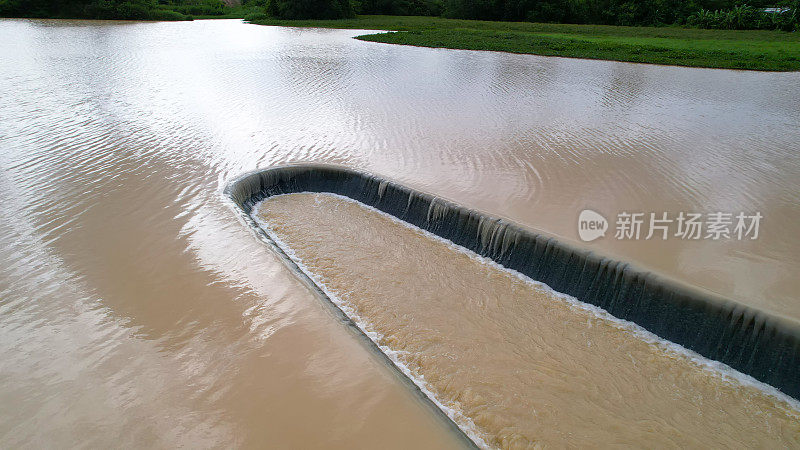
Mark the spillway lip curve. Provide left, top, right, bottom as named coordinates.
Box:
left=224, top=163, right=800, bottom=406
left=223, top=167, right=483, bottom=449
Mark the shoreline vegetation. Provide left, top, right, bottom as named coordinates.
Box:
left=247, top=15, right=800, bottom=70
left=1, top=1, right=798, bottom=71
left=0, top=0, right=264, bottom=21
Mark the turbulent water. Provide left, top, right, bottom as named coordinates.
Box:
left=1, top=17, right=800, bottom=447
left=256, top=192, right=800, bottom=448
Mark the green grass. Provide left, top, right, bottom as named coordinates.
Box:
left=247, top=15, right=800, bottom=71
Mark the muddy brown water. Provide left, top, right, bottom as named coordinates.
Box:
left=256, top=192, right=800, bottom=448
left=1, top=18, right=799, bottom=447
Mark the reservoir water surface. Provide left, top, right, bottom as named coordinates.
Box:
left=1, top=18, right=799, bottom=447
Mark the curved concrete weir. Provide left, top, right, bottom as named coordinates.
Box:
left=226, top=164, right=800, bottom=445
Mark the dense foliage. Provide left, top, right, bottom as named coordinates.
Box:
left=265, top=0, right=355, bottom=18
left=250, top=0, right=800, bottom=30
left=439, top=0, right=799, bottom=29
left=1, top=0, right=797, bottom=30
left=0, top=0, right=235, bottom=20
left=354, top=0, right=441, bottom=15
left=687, top=3, right=799, bottom=29
left=251, top=0, right=800, bottom=29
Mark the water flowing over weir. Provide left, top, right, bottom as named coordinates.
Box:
left=226, top=164, right=800, bottom=402
left=6, top=18, right=800, bottom=447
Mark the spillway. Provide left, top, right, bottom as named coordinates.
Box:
left=226, top=164, right=800, bottom=447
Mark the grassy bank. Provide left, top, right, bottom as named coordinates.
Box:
left=247, top=15, right=800, bottom=71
